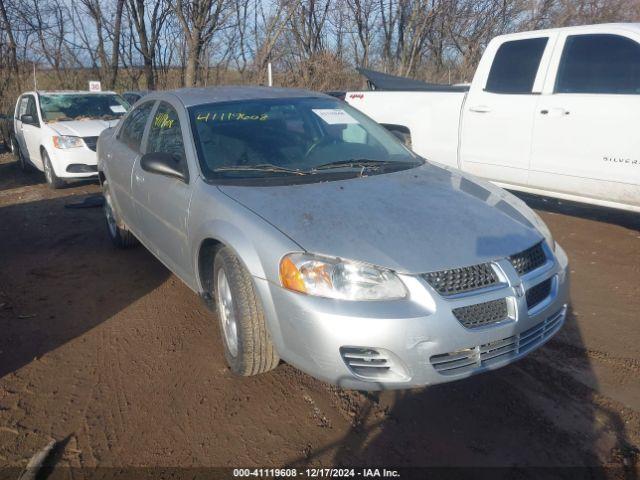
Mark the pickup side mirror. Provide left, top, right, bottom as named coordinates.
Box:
left=140, top=152, right=187, bottom=182
left=20, top=114, right=38, bottom=126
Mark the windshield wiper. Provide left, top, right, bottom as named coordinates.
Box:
left=212, top=164, right=309, bottom=176
left=310, top=159, right=417, bottom=172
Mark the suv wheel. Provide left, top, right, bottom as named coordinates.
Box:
left=42, top=151, right=65, bottom=189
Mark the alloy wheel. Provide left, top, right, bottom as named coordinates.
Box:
left=216, top=268, right=239, bottom=358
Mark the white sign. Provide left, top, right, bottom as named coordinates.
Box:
left=89, top=81, right=102, bottom=92
left=110, top=105, right=126, bottom=113
left=312, top=109, right=358, bottom=125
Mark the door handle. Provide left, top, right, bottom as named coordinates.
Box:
left=469, top=105, right=491, bottom=113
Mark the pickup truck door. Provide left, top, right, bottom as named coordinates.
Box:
left=15, top=95, right=43, bottom=167
left=459, top=34, right=555, bottom=187
left=131, top=100, right=195, bottom=285
left=530, top=32, right=640, bottom=209
left=108, top=100, right=156, bottom=228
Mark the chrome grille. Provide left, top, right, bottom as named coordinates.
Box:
left=83, top=136, right=98, bottom=151
left=452, top=298, right=508, bottom=328
left=423, top=263, right=498, bottom=296
left=526, top=278, right=552, bottom=310
left=430, top=307, right=565, bottom=375
left=509, top=242, right=546, bottom=275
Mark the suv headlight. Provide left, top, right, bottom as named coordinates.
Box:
left=52, top=136, right=84, bottom=149
left=279, top=253, right=407, bottom=301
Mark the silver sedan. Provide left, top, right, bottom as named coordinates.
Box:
left=97, top=86, right=569, bottom=390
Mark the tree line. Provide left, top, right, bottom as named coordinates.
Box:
left=0, top=0, right=638, bottom=110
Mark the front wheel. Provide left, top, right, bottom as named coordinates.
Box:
left=213, top=247, right=279, bottom=376
left=42, top=150, right=65, bottom=189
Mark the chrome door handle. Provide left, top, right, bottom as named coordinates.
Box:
left=469, top=105, right=491, bottom=113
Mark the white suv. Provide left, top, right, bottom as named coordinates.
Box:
left=13, top=91, right=129, bottom=188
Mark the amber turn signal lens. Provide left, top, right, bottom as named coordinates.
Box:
left=280, top=256, right=307, bottom=293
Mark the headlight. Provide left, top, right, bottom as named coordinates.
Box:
left=52, top=136, right=84, bottom=149
left=279, top=253, right=407, bottom=301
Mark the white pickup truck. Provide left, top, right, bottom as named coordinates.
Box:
left=346, top=23, right=640, bottom=213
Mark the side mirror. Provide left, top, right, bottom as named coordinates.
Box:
left=140, top=152, right=187, bottom=182
left=21, top=114, right=37, bottom=126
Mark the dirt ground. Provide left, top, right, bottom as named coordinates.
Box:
left=0, top=150, right=638, bottom=475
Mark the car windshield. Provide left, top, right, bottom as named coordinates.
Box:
left=189, top=97, right=421, bottom=182
left=39, top=94, right=130, bottom=122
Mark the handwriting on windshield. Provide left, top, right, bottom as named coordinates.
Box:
left=196, top=112, right=268, bottom=122
left=154, top=112, right=175, bottom=129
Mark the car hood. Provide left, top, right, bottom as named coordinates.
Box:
left=219, top=163, right=544, bottom=273
left=47, top=119, right=120, bottom=137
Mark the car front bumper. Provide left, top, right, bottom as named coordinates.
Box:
left=255, top=243, right=570, bottom=390
left=49, top=146, right=98, bottom=179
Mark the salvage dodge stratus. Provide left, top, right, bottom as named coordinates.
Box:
left=97, top=87, right=569, bottom=390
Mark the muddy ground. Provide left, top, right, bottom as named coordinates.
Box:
left=0, top=150, right=638, bottom=475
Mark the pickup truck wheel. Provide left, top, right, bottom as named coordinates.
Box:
left=42, top=151, right=65, bottom=189
left=213, top=247, right=279, bottom=376
left=103, top=182, right=137, bottom=248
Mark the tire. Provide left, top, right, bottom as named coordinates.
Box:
left=12, top=137, right=28, bottom=171
left=103, top=182, right=137, bottom=248
left=42, top=150, right=65, bottom=189
left=213, top=247, right=279, bottom=376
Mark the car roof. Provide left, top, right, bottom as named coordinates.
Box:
left=154, top=86, right=330, bottom=108
left=22, top=90, right=119, bottom=96
left=494, top=22, right=640, bottom=42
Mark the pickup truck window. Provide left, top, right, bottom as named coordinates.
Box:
left=146, top=102, right=187, bottom=166
left=118, top=101, right=154, bottom=152
left=485, top=37, right=548, bottom=94
left=555, top=34, right=640, bottom=95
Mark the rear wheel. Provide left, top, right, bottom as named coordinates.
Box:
left=213, top=247, right=279, bottom=376
left=13, top=138, right=29, bottom=171
left=103, top=182, right=137, bottom=248
left=42, top=150, right=65, bottom=189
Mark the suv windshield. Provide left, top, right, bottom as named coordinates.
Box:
left=189, top=97, right=421, bottom=182
left=39, top=94, right=130, bottom=122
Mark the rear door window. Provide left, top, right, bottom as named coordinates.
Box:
left=555, top=34, right=640, bottom=94
left=146, top=102, right=186, bottom=163
left=485, top=37, right=548, bottom=94
left=118, top=101, right=154, bottom=152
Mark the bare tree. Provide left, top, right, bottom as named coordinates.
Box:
left=127, top=0, right=170, bottom=89
left=173, top=0, right=231, bottom=87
